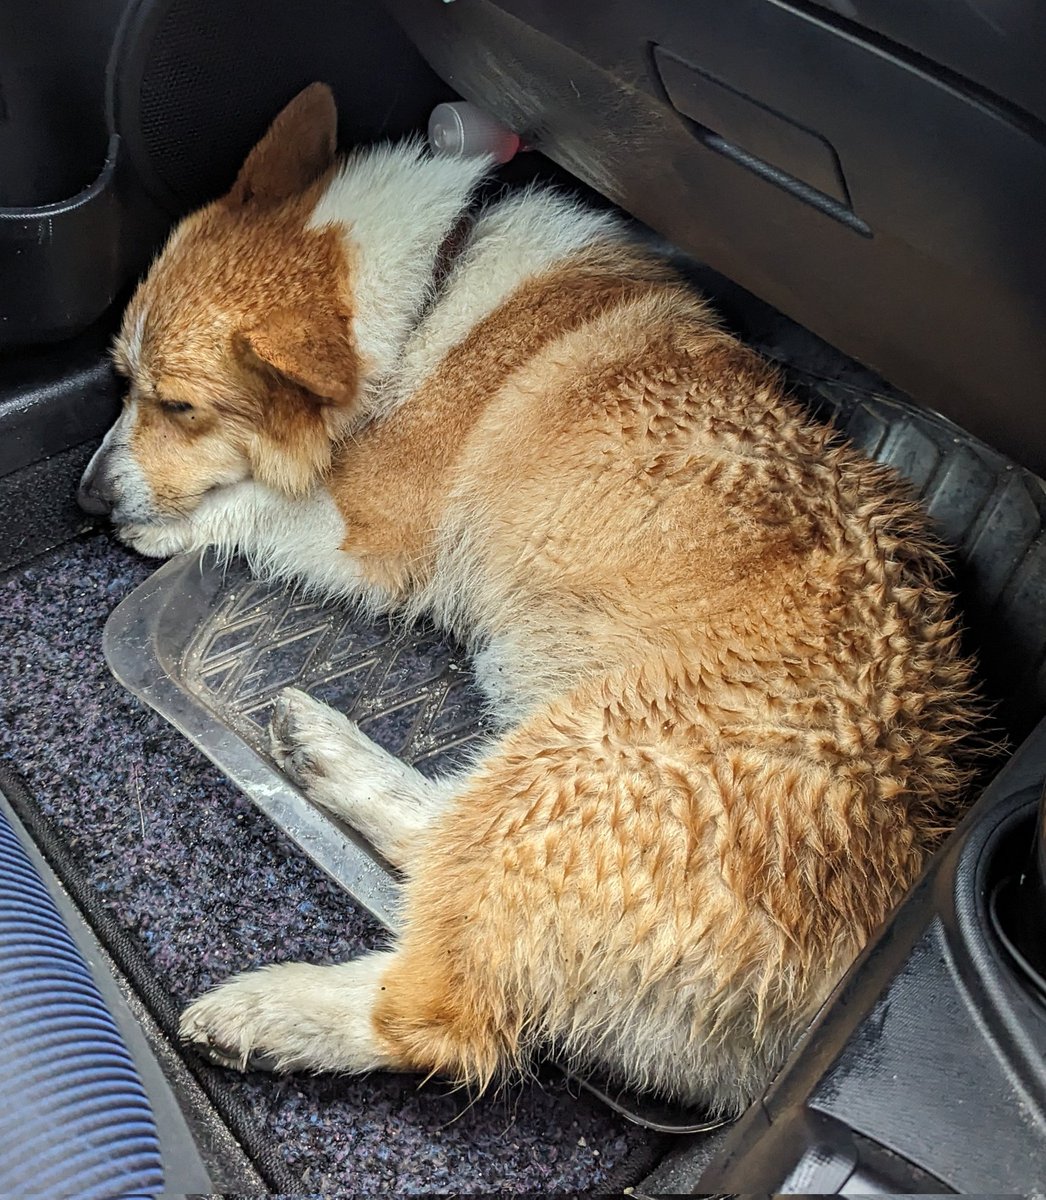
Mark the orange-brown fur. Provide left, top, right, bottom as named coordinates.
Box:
left=354, top=277, right=977, bottom=1099
left=94, top=86, right=980, bottom=1114
left=117, top=87, right=354, bottom=505
left=332, top=246, right=677, bottom=594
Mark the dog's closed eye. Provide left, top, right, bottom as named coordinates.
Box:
left=160, top=400, right=195, bottom=415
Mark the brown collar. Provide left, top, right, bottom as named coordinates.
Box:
left=431, top=210, right=476, bottom=298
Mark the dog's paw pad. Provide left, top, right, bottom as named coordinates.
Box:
left=180, top=995, right=253, bottom=1070
left=180, top=983, right=283, bottom=1073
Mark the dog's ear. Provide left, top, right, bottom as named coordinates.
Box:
left=225, top=83, right=338, bottom=207
left=236, top=307, right=359, bottom=497
left=235, top=308, right=359, bottom=406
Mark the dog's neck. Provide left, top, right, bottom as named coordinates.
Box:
left=308, top=144, right=491, bottom=390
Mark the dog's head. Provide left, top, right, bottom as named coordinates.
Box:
left=78, top=83, right=361, bottom=524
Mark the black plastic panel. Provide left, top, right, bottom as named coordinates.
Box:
left=112, top=0, right=455, bottom=215
left=0, top=0, right=168, bottom=347
left=0, top=137, right=157, bottom=347
left=386, top=0, right=1046, bottom=473
left=0, top=0, right=452, bottom=350
left=652, top=47, right=850, bottom=206
left=0, top=319, right=121, bottom=476
left=807, top=0, right=1046, bottom=127
left=0, top=0, right=125, bottom=207
left=807, top=919, right=1042, bottom=1181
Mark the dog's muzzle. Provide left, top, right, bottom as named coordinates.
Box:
left=76, top=408, right=150, bottom=522
left=76, top=453, right=117, bottom=516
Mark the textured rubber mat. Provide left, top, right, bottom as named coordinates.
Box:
left=190, top=576, right=492, bottom=778
left=103, top=374, right=1046, bottom=1133
left=104, top=561, right=486, bottom=933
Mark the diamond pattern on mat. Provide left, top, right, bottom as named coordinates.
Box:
left=180, top=560, right=494, bottom=776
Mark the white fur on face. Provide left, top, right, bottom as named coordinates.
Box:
left=115, top=479, right=396, bottom=610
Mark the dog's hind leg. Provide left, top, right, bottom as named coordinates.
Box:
left=179, top=952, right=399, bottom=1073
left=268, top=687, right=459, bottom=867
left=179, top=940, right=508, bottom=1087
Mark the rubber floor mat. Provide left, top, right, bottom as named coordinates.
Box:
left=105, top=558, right=492, bottom=931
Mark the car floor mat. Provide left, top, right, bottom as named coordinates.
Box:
left=0, top=532, right=656, bottom=1192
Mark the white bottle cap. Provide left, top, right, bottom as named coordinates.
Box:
left=428, top=102, right=521, bottom=163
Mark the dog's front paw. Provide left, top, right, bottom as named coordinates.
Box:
left=116, top=519, right=196, bottom=558
left=269, top=687, right=361, bottom=795
left=268, top=687, right=438, bottom=866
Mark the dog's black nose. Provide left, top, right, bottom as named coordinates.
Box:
left=76, top=469, right=115, bottom=516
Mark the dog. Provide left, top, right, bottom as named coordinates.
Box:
left=79, top=83, right=978, bottom=1115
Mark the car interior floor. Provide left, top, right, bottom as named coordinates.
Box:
left=3, top=223, right=1046, bottom=1192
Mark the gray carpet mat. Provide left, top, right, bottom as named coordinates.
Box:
left=0, top=533, right=654, bottom=1193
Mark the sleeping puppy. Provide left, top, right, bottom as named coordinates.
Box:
left=79, top=84, right=978, bottom=1115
